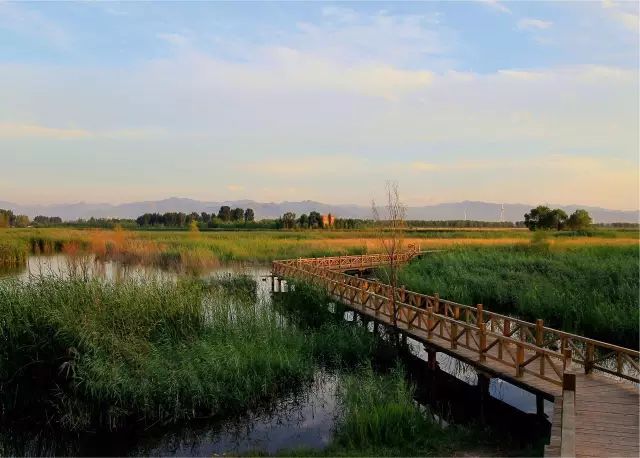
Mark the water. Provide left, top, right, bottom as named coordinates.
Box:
left=0, top=255, right=551, bottom=455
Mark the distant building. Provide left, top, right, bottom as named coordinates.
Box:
left=321, top=214, right=335, bottom=227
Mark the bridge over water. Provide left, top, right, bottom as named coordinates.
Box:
left=272, top=252, right=639, bottom=458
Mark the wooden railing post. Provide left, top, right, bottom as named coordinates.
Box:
left=616, top=351, right=623, bottom=376
left=536, top=319, right=545, bottom=376
left=516, top=343, right=525, bottom=377
left=427, top=306, right=434, bottom=339
left=451, top=305, right=460, bottom=350
left=585, top=343, right=594, bottom=374
left=479, top=321, right=486, bottom=361
left=499, top=318, right=510, bottom=360
left=477, top=304, right=486, bottom=361
left=564, top=349, right=573, bottom=371
left=433, top=293, right=440, bottom=314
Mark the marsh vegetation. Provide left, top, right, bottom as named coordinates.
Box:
left=396, top=245, right=639, bottom=347
left=0, top=226, right=637, bottom=455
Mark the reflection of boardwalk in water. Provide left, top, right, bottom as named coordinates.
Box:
left=272, top=253, right=640, bottom=458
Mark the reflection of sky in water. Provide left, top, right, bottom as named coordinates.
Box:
left=136, top=371, right=337, bottom=456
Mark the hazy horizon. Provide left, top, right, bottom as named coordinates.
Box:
left=2, top=194, right=639, bottom=213
left=1, top=1, right=638, bottom=210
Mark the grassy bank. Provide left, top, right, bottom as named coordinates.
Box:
left=397, top=245, right=639, bottom=347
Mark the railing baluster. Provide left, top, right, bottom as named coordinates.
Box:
left=536, top=319, right=545, bottom=376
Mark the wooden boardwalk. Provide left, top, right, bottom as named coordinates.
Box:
left=272, top=253, right=640, bottom=457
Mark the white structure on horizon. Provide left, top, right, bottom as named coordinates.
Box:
left=500, top=203, right=505, bottom=222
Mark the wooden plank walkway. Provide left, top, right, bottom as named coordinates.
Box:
left=273, top=253, right=640, bottom=458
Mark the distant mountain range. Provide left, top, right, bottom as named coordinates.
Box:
left=0, top=197, right=637, bottom=223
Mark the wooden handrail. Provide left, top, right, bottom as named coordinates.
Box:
left=273, top=254, right=640, bottom=385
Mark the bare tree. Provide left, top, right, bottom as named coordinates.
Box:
left=372, top=181, right=407, bottom=331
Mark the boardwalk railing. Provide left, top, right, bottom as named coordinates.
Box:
left=275, top=250, right=422, bottom=271
left=273, top=255, right=640, bottom=386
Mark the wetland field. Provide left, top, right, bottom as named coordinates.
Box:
left=0, top=227, right=637, bottom=456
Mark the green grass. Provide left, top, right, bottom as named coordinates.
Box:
left=396, top=245, right=639, bottom=347
left=0, top=272, right=381, bottom=433
left=0, top=239, right=28, bottom=266
left=331, top=366, right=455, bottom=455
left=0, top=273, right=312, bottom=430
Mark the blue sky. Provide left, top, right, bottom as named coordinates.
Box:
left=1, top=1, right=638, bottom=209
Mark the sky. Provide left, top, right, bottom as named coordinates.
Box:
left=0, top=0, right=638, bottom=210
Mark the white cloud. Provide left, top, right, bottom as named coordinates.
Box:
left=478, top=0, right=512, bottom=15
left=157, top=33, right=189, bottom=46
left=602, top=0, right=639, bottom=32
left=518, top=18, right=553, bottom=30
left=292, top=9, right=450, bottom=68
left=321, top=6, right=358, bottom=23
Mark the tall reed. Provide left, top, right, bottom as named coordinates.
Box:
left=397, top=245, right=639, bottom=347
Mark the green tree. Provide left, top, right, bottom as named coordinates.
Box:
left=297, top=213, right=309, bottom=228
left=545, top=209, right=568, bottom=230
left=308, top=211, right=322, bottom=229
left=244, top=208, right=255, bottom=222
left=218, top=206, right=231, bottom=222
left=281, top=212, right=296, bottom=229
left=524, top=206, right=568, bottom=231
left=567, top=209, right=592, bottom=230
left=231, top=208, right=244, bottom=221
left=524, top=206, right=551, bottom=231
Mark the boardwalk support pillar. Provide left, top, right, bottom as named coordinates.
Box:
left=536, top=394, right=544, bottom=417
left=426, top=347, right=439, bottom=370
left=477, top=372, right=491, bottom=424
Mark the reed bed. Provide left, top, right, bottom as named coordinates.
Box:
left=397, top=245, right=640, bottom=347
left=0, top=271, right=382, bottom=434
left=0, top=273, right=313, bottom=430
left=0, top=240, right=28, bottom=267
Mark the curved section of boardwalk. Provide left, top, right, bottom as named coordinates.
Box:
left=273, top=253, right=640, bottom=458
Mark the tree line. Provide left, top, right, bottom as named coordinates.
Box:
left=136, top=207, right=255, bottom=228
left=524, top=206, right=592, bottom=231
left=0, top=206, right=615, bottom=232
left=0, top=209, right=30, bottom=228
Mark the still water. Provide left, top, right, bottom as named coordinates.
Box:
left=0, top=255, right=551, bottom=456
